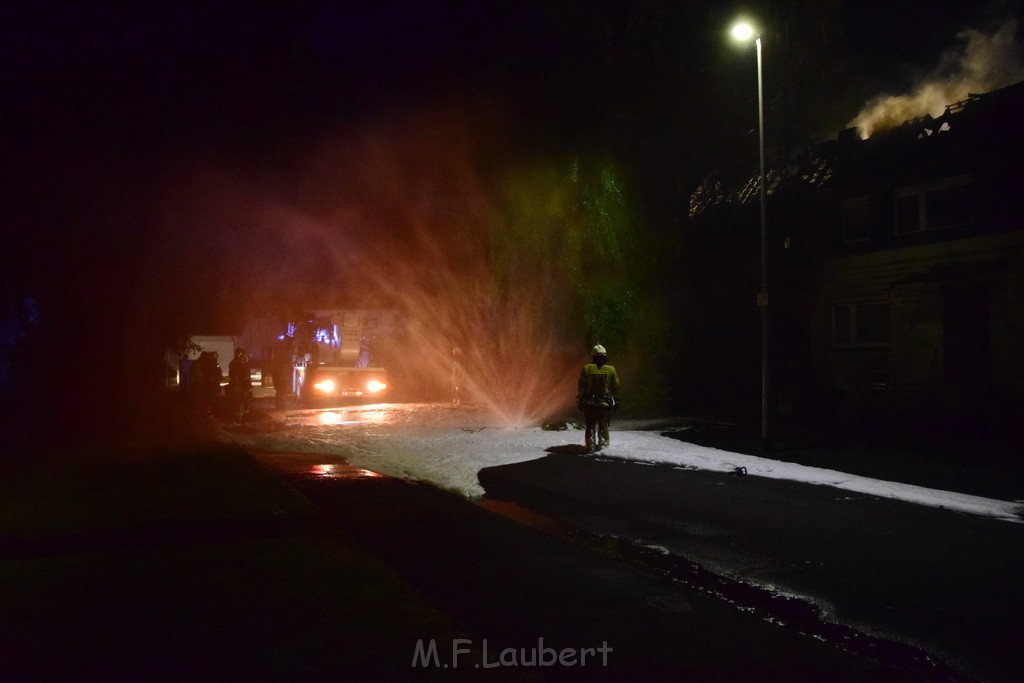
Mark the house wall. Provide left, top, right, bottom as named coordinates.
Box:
left=890, top=282, right=943, bottom=389
left=999, top=260, right=1024, bottom=386
left=813, top=232, right=1024, bottom=411
left=687, top=82, right=1024, bottom=428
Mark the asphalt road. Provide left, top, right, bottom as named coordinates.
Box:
left=258, top=452, right=965, bottom=681
left=477, top=452, right=1024, bottom=682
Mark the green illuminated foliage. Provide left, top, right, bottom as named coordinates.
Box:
left=493, top=156, right=639, bottom=351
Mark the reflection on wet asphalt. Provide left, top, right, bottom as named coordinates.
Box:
left=256, top=452, right=385, bottom=481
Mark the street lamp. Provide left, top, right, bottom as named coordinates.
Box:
left=730, top=20, right=770, bottom=451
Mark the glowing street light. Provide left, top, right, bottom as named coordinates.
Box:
left=730, top=20, right=770, bottom=451
left=730, top=22, right=755, bottom=41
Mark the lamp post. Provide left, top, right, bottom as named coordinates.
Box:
left=731, top=21, right=770, bottom=451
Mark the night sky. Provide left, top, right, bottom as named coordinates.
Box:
left=2, top=0, right=1022, bottom=387
left=6, top=1, right=1015, bottom=184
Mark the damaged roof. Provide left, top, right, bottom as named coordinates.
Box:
left=688, top=79, right=1024, bottom=219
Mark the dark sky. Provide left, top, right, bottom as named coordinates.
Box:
left=6, top=1, right=1016, bottom=156
left=2, top=0, right=1021, bottom=335
left=5, top=1, right=1019, bottom=176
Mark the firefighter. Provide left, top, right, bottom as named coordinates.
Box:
left=577, top=344, right=621, bottom=453
left=228, top=348, right=252, bottom=420
left=188, top=352, right=221, bottom=416
left=270, top=340, right=293, bottom=409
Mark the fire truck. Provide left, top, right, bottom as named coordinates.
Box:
left=289, top=309, right=399, bottom=405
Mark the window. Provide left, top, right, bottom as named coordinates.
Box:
left=832, top=302, right=891, bottom=347
left=894, top=175, right=973, bottom=234
left=926, top=183, right=973, bottom=229
left=840, top=196, right=871, bottom=243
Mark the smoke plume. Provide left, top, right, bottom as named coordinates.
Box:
left=849, top=18, right=1024, bottom=138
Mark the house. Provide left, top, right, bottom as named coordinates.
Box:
left=686, top=80, right=1024, bottom=434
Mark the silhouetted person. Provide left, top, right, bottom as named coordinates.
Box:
left=228, top=348, right=252, bottom=420
left=178, top=354, right=193, bottom=390
left=577, top=344, right=621, bottom=453
left=189, top=352, right=220, bottom=415
left=271, top=341, right=292, bottom=409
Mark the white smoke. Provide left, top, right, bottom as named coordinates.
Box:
left=849, top=18, right=1024, bottom=138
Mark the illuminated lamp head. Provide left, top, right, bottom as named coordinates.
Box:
left=730, top=21, right=757, bottom=42
left=366, top=379, right=387, bottom=394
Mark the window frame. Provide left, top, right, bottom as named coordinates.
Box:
left=831, top=301, right=892, bottom=348
left=840, top=195, right=872, bottom=244
left=893, top=174, right=973, bottom=235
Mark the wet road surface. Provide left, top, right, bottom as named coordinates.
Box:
left=478, top=452, right=1024, bottom=682
left=256, top=450, right=962, bottom=681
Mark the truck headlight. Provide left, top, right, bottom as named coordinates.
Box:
left=366, top=379, right=387, bottom=393
left=313, top=379, right=336, bottom=394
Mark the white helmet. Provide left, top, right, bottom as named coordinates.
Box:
left=591, top=344, right=607, bottom=356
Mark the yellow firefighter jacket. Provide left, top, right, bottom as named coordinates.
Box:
left=578, top=363, right=621, bottom=407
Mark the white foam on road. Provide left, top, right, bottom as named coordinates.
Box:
left=226, top=403, right=1021, bottom=523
